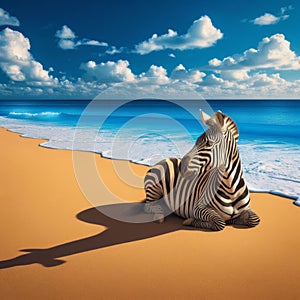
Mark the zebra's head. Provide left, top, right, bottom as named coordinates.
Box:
left=180, top=110, right=239, bottom=179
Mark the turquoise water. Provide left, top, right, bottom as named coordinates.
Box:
left=0, top=99, right=299, bottom=203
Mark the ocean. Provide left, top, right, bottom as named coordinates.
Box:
left=0, top=99, right=299, bottom=205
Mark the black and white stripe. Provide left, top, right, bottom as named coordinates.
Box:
left=144, top=111, right=260, bottom=231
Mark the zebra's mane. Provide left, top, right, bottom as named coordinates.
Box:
left=198, top=112, right=239, bottom=144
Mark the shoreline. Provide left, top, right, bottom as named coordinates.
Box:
left=1, top=127, right=300, bottom=299
left=1, top=126, right=299, bottom=206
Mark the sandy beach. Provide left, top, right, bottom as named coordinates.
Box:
left=0, top=127, right=299, bottom=300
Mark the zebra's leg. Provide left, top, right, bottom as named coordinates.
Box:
left=143, top=182, right=165, bottom=223
left=183, top=207, right=225, bottom=231
left=144, top=201, right=165, bottom=223
left=226, top=209, right=260, bottom=228
left=144, top=172, right=165, bottom=223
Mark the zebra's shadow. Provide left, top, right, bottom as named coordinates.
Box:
left=0, top=203, right=189, bottom=269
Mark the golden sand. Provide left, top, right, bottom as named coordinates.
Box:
left=0, top=128, right=299, bottom=299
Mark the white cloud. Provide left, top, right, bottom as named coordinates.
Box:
left=169, top=53, right=176, bottom=58
left=200, top=74, right=233, bottom=88
left=57, top=39, right=75, bottom=50
left=0, top=8, right=20, bottom=26
left=252, top=6, right=292, bottom=26
left=198, top=71, right=300, bottom=99
left=88, top=63, right=206, bottom=98
left=253, top=13, right=282, bottom=25
left=135, top=16, right=223, bottom=54
left=87, top=63, right=206, bottom=100
left=105, top=46, right=126, bottom=55
left=55, top=25, right=108, bottom=50
left=208, top=34, right=300, bottom=71
left=89, top=60, right=300, bottom=100
left=81, top=39, right=107, bottom=47
left=0, top=77, right=109, bottom=99
left=247, top=72, right=286, bottom=88
left=55, top=25, right=75, bottom=39
left=0, top=28, right=55, bottom=84
left=1, top=25, right=299, bottom=100
left=171, top=64, right=206, bottom=83
left=137, top=65, right=170, bottom=85
left=281, top=5, right=293, bottom=14
left=2, top=54, right=300, bottom=99
left=55, top=25, right=76, bottom=50
left=80, top=59, right=135, bottom=83
left=95, top=79, right=203, bottom=100
left=216, top=70, right=250, bottom=81
left=78, top=58, right=300, bottom=99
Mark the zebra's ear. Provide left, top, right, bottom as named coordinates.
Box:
left=200, top=110, right=224, bottom=128
left=200, top=109, right=211, bottom=125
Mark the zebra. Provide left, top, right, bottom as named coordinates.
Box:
left=143, top=109, right=260, bottom=231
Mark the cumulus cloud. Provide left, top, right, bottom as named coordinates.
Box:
left=95, top=79, right=203, bottom=100
left=171, top=64, right=206, bottom=83
left=0, top=28, right=55, bottom=84
left=82, top=61, right=206, bottom=88
left=80, top=60, right=135, bottom=83
left=137, top=65, right=170, bottom=86
left=55, top=25, right=108, bottom=50
left=94, top=66, right=300, bottom=100
left=0, top=60, right=206, bottom=99
left=247, top=72, right=286, bottom=88
left=0, top=77, right=109, bottom=99
left=200, top=74, right=234, bottom=88
left=0, top=8, right=20, bottom=26
left=215, top=70, right=250, bottom=81
left=1, top=22, right=298, bottom=100
left=78, top=58, right=300, bottom=99
left=135, top=16, right=223, bottom=55
left=8, top=69, right=300, bottom=100
left=251, top=6, right=292, bottom=25
left=198, top=71, right=300, bottom=99
left=55, top=25, right=75, bottom=39
left=2, top=54, right=300, bottom=99
left=82, top=62, right=207, bottom=99
left=208, top=34, right=300, bottom=71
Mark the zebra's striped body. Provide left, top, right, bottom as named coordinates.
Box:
left=144, top=110, right=260, bottom=231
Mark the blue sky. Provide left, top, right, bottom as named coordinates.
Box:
left=1, top=0, right=300, bottom=99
